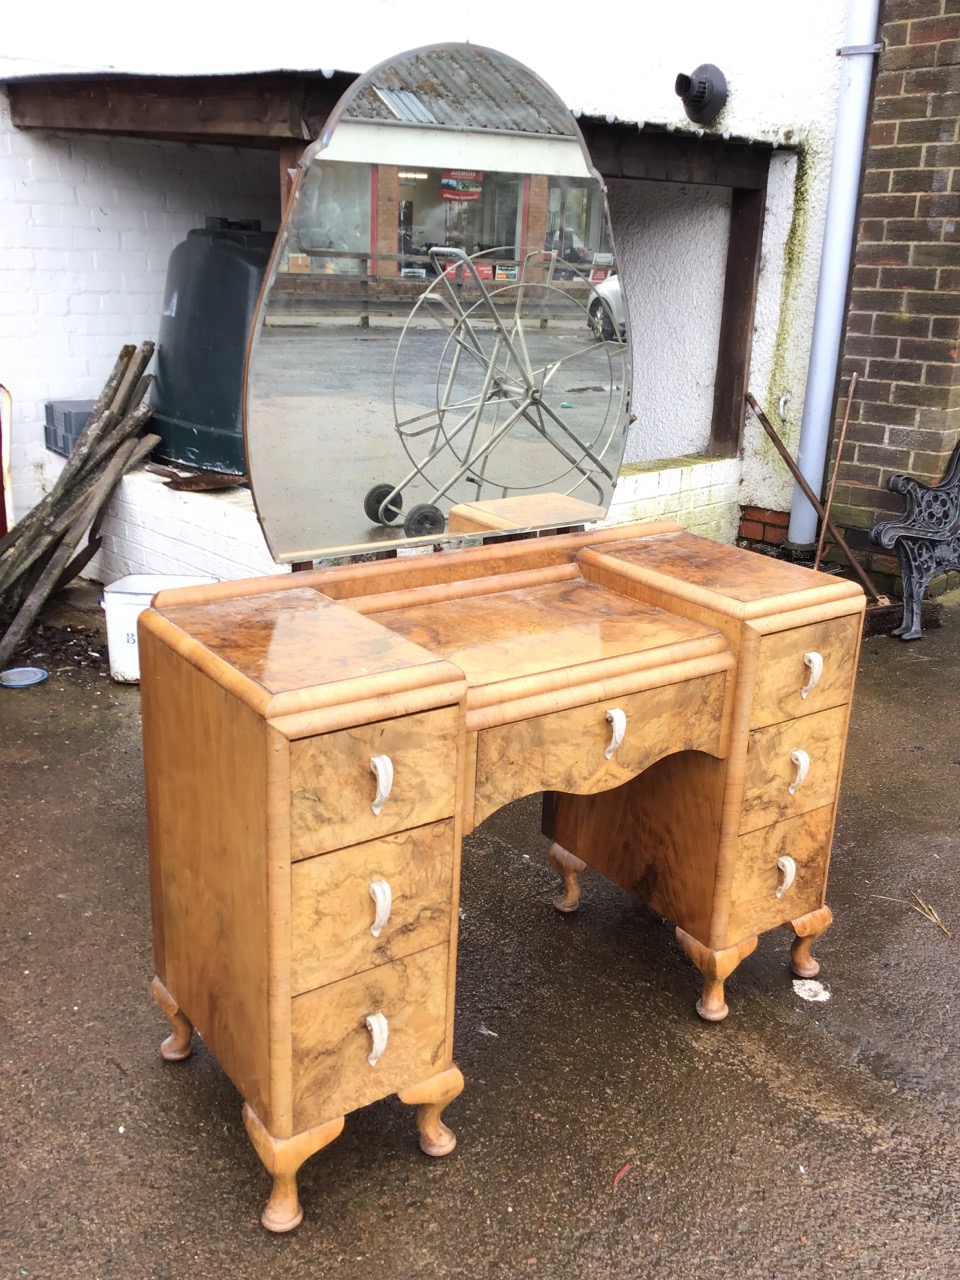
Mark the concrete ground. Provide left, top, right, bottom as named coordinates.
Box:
left=2, top=586, right=959, bottom=1280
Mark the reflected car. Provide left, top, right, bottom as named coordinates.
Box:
left=587, top=273, right=626, bottom=341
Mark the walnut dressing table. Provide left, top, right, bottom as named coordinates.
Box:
left=139, top=41, right=865, bottom=1232
left=140, top=518, right=863, bottom=1230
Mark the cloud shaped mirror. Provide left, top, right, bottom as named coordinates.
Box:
left=244, top=43, right=632, bottom=561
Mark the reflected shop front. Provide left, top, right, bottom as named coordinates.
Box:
left=244, top=45, right=631, bottom=562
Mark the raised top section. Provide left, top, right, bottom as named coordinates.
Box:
left=148, top=588, right=464, bottom=722
left=244, top=43, right=631, bottom=563
left=591, top=532, right=864, bottom=614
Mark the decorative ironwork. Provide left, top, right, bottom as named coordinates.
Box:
left=871, top=440, right=960, bottom=640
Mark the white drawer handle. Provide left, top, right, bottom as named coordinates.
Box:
left=365, top=1012, right=389, bottom=1066
left=605, top=707, right=627, bottom=759
left=369, top=879, right=392, bottom=938
left=800, top=651, right=824, bottom=699
left=776, top=855, right=797, bottom=898
left=370, top=754, right=394, bottom=816
left=788, top=748, right=810, bottom=795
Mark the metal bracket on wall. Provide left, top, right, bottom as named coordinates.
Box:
left=837, top=43, right=884, bottom=56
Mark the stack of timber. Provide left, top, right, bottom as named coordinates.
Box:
left=0, top=343, right=161, bottom=668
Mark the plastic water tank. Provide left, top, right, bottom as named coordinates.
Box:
left=151, top=218, right=276, bottom=474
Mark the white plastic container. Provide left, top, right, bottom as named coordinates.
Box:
left=102, top=574, right=216, bottom=682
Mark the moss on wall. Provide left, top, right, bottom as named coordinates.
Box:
left=761, top=144, right=813, bottom=465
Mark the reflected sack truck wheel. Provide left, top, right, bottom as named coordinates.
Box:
left=363, top=483, right=403, bottom=525
left=403, top=503, right=446, bottom=538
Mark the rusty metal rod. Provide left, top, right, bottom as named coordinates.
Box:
left=745, top=391, right=884, bottom=601
left=814, top=371, right=858, bottom=572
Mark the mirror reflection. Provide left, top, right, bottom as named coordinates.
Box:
left=245, top=44, right=632, bottom=561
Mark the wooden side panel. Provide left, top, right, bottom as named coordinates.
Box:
left=739, top=705, right=848, bottom=834
left=291, top=944, right=449, bottom=1131
left=548, top=751, right=727, bottom=941
left=289, top=706, right=459, bottom=857
left=726, top=806, right=834, bottom=946
left=475, top=673, right=726, bottom=825
left=751, top=614, right=861, bottom=728
left=291, top=821, right=455, bottom=994
left=140, top=626, right=272, bottom=1120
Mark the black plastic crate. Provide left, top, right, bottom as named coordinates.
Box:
left=44, top=400, right=96, bottom=457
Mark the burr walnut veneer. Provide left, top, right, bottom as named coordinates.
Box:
left=140, top=519, right=863, bottom=1230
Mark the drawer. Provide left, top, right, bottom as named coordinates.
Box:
left=739, top=704, right=848, bottom=834
left=291, top=943, right=449, bottom=1131
left=725, top=806, right=833, bottom=946
left=751, top=614, right=860, bottom=729
left=290, top=705, right=459, bottom=858
left=291, top=821, right=455, bottom=995
left=474, top=672, right=727, bottom=826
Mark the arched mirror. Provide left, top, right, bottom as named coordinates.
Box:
left=244, top=43, right=632, bottom=561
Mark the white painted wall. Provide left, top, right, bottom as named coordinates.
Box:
left=0, top=89, right=279, bottom=517
left=3, top=1, right=850, bottom=151
left=609, top=180, right=732, bottom=464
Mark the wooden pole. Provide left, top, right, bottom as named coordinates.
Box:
left=0, top=433, right=159, bottom=668
left=813, top=372, right=858, bottom=572
left=745, top=392, right=884, bottom=601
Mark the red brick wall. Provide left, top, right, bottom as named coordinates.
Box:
left=738, top=506, right=790, bottom=547
left=831, top=0, right=960, bottom=535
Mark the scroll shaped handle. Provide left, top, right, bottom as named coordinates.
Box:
left=605, top=708, right=627, bottom=759
left=776, top=855, right=797, bottom=898
left=365, top=1012, right=389, bottom=1066
left=370, top=754, right=394, bottom=816
left=800, top=651, right=824, bottom=699
left=788, top=748, right=810, bottom=795
left=369, top=879, right=392, bottom=938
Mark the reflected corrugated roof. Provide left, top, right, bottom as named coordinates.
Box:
left=343, top=46, right=575, bottom=136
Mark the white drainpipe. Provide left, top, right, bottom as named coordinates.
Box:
left=787, top=0, right=883, bottom=546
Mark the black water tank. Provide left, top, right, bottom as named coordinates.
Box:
left=152, top=218, right=275, bottom=474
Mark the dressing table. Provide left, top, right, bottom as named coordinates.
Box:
left=139, top=44, right=864, bottom=1232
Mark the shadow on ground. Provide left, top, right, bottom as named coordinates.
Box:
left=2, top=587, right=958, bottom=1279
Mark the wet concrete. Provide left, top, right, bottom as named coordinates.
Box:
left=2, top=588, right=959, bottom=1279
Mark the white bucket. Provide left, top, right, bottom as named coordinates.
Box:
left=101, top=574, right=216, bottom=682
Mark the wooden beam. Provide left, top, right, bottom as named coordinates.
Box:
left=582, top=121, right=772, bottom=190
left=709, top=183, right=769, bottom=456
left=7, top=73, right=353, bottom=146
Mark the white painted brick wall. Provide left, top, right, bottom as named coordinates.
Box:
left=86, top=471, right=288, bottom=585
left=607, top=457, right=741, bottom=543
left=0, top=89, right=279, bottom=520
left=83, top=459, right=738, bottom=588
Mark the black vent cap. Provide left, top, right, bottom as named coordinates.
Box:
left=675, top=64, right=728, bottom=124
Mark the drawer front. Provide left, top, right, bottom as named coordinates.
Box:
left=291, top=943, right=449, bottom=1131
left=290, top=705, right=459, bottom=858
left=291, top=821, right=455, bottom=995
left=474, top=672, right=727, bottom=826
left=725, top=806, right=834, bottom=945
left=739, top=704, right=848, bottom=834
left=751, top=614, right=860, bottom=729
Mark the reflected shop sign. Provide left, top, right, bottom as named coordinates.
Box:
left=440, top=169, right=483, bottom=201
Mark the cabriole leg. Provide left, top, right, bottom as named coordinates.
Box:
left=788, top=905, right=833, bottom=978
left=150, top=976, right=193, bottom=1061
left=547, top=841, right=587, bottom=913
left=398, top=1065, right=465, bottom=1157
left=675, top=929, right=759, bottom=1022
left=242, top=1104, right=345, bottom=1233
